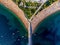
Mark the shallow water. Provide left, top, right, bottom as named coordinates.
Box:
left=0, top=4, right=28, bottom=45
left=33, top=11, right=60, bottom=45
left=1, top=3, right=60, bottom=45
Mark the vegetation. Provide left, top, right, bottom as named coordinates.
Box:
left=13, top=0, right=57, bottom=19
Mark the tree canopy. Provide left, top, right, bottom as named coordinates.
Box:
left=13, top=0, right=57, bottom=19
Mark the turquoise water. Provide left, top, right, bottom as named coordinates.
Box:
left=0, top=4, right=28, bottom=45
left=33, top=11, right=60, bottom=45
left=1, top=3, right=60, bottom=45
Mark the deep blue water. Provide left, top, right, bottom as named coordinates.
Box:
left=1, top=3, right=60, bottom=45
left=32, top=11, right=60, bottom=45
left=0, top=4, right=28, bottom=45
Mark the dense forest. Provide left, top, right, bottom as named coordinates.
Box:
left=13, top=0, right=57, bottom=18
